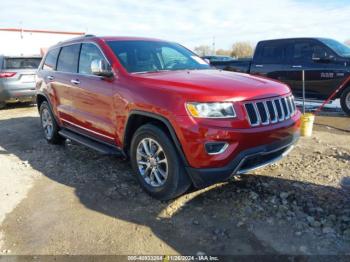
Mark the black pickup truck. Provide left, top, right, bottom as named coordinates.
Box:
left=210, top=38, right=350, bottom=115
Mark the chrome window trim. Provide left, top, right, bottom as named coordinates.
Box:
left=43, top=41, right=114, bottom=78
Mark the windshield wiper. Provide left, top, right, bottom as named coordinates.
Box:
left=132, top=69, right=171, bottom=74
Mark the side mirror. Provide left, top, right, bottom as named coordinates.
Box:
left=91, top=59, right=114, bottom=78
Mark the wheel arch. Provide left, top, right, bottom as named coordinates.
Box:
left=36, top=93, right=48, bottom=111
left=337, top=76, right=350, bottom=98
left=36, top=92, right=60, bottom=124
left=123, top=110, right=189, bottom=166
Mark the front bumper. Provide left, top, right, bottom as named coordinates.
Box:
left=186, top=133, right=299, bottom=188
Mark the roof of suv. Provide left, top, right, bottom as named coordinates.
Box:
left=54, top=35, right=168, bottom=47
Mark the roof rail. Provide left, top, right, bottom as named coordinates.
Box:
left=56, top=34, right=96, bottom=45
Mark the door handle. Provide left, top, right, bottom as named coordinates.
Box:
left=255, top=64, right=264, bottom=68
left=47, top=75, right=54, bottom=81
left=292, top=65, right=302, bottom=68
left=70, top=79, right=80, bottom=85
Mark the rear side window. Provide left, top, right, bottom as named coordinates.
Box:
left=78, top=43, right=107, bottom=75
left=43, top=48, right=60, bottom=71
left=57, top=44, right=80, bottom=73
left=4, top=57, right=41, bottom=69
left=254, top=41, right=288, bottom=64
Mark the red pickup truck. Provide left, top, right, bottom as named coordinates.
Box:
left=36, top=35, right=300, bottom=200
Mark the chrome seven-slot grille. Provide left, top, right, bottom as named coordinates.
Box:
left=244, top=95, right=297, bottom=126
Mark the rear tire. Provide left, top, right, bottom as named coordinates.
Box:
left=340, top=86, right=350, bottom=116
left=130, top=124, right=191, bottom=200
left=39, top=101, right=65, bottom=144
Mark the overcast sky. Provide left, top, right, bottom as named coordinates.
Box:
left=1, top=0, right=349, bottom=49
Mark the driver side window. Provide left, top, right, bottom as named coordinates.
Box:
left=292, top=41, right=330, bottom=64
left=79, top=43, right=106, bottom=75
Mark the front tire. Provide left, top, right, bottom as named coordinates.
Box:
left=39, top=101, right=65, bottom=144
left=340, top=86, right=350, bottom=116
left=130, top=124, right=191, bottom=200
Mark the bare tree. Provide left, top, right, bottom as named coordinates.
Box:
left=193, top=45, right=212, bottom=56
left=231, top=42, right=254, bottom=58
left=215, top=49, right=232, bottom=56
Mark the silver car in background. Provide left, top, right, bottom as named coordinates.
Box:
left=0, top=55, right=42, bottom=109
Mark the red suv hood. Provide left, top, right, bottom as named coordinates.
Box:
left=132, top=69, right=291, bottom=101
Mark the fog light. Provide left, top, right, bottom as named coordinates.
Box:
left=205, top=142, right=228, bottom=155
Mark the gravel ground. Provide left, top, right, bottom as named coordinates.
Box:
left=0, top=104, right=349, bottom=257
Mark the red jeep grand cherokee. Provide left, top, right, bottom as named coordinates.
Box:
left=36, top=35, right=301, bottom=200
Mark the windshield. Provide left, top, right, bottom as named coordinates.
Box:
left=319, top=38, right=350, bottom=57
left=107, top=40, right=210, bottom=73
left=4, top=57, right=42, bottom=69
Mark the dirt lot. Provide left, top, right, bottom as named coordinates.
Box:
left=0, top=104, right=349, bottom=257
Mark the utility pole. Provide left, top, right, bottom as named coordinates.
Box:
left=19, top=21, right=23, bottom=39
left=212, top=36, right=216, bottom=55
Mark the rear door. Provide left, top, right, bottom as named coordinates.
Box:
left=68, top=42, right=116, bottom=143
left=250, top=40, right=291, bottom=84
left=39, top=47, right=60, bottom=115
left=53, top=43, right=81, bottom=122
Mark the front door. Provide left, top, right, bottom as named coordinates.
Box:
left=285, top=39, right=348, bottom=100
left=68, top=42, right=116, bottom=144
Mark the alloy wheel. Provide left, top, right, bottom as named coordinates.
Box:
left=346, top=92, right=350, bottom=110
left=136, top=138, right=168, bottom=187
left=41, top=108, right=54, bottom=139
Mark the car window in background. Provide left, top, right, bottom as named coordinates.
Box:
left=292, top=41, right=330, bottom=63
left=319, top=38, right=350, bottom=57
left=220, top=56, right=234, bottom=61
left=4, top=57, right=41, bottom=69
left=107, top=40, right=210, bottom=73
left=56, top=44, right=80, bottom=73
left=79, top=43, right=106, bottom=75
left=43, top=48, right=60, bottom=71
left=206, top=56, right=233, bottom=62
left=254, top=41, right=288, bottom=64
left=292, top=41, right=313, bottom=63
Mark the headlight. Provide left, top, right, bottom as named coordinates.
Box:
left=186, top=102, right=236, bottom=118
